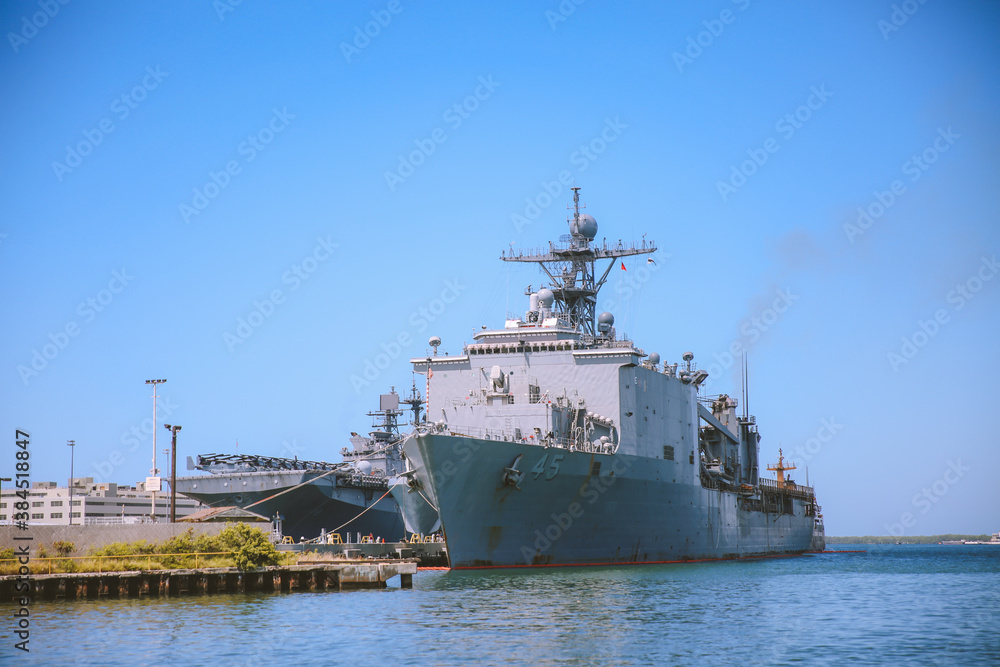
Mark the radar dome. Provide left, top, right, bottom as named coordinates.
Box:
left=571, top=214, right=598, bottom=239
left=649, top=352, right=660, bottom=365
left=356, top=460, right=372, bottom=475
left=537, top=289, right=555, bottom=307
left=598, top=312, right=615, bottom=327
left=682, top=351, right=694, bottom=362
left=429, top=336, right=442, bottom=348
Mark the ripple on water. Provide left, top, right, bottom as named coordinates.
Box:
left=20, top=546, right=1000, bottom=666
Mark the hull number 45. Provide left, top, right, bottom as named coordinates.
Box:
left=531, top=453, right=564, bottom=480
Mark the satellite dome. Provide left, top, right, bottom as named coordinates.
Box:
left=598, top=312, right=615, bottom=326
left=356, top=460, right=372, bottom=475
left=429, top=336, right=442, bottom=348
left=682, top=351, right=694, bottom=362
left=571, top=214, right=598, bottom=239
left=537, top=288, right=555, bottom=307
left=649, top=352, right=660, bottom=365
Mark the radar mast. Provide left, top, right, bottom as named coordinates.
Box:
left=501, top=188, right=656, bottom=336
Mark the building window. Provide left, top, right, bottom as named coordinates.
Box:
left=70, top=500, right=81, bottom=507
left=0, top=514, right=5, bottom=520
left=70, top=512, right=80, bottom=518
left=50, top=513, right=63, bottom=519
left=31, top=513, right=44, bottom=519
left=50, top=500, right=63, bottom=507
left=0, top=502, right=6, bottom=508
left=32, top=501, right=44, bottom=507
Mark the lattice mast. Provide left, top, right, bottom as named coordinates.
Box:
left=501, top=188, right=656, bottom=336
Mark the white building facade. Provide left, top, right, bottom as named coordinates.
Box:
left=0, top=478, right=204, bottom=525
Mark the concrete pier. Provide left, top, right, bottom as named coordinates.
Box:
left=0, top=561, right=416, bottom=602
left=278, top=540, right=448, bottom=567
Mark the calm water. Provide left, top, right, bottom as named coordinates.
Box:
left=6, top=545, right=998, bottom=666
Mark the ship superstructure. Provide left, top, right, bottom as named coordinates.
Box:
left=403, top=189, right=824, bottom=568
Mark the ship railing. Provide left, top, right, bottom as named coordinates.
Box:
left=579, top=334, right=636, bottom=349
left=439, top=424, right=618, bottom=454
left=759, top=477, right=814, bottom=501
left=84, top=516, right=148, bottom=525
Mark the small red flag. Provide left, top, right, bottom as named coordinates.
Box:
left=620, top=261, right=626, bottom=271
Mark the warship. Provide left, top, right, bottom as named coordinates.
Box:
left=403, top=188, right=825, bottom=568
left=172, top=389, right=420, bottom=541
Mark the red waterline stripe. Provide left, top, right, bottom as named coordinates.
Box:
left=451, top=552, right=814, bottom=571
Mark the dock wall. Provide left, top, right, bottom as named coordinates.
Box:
left=0, top=523, right=272, bottom=553
left=0, top=562, right=415, bottom=602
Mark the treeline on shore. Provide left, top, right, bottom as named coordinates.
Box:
left=827, top=534, right=991, bottom=544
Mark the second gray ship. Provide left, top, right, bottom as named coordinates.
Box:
left=172, top=389, right=422, bottom=541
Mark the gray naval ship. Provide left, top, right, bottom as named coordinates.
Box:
left=403, top=188, right=825, bottom=568
left=172, top=389, right=421, bottom=541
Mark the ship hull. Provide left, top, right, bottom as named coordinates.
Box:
left=172, top=470, right=404, bottom=541
left=388, top=476, right=441, bottom=535
left=406, top=433, right=818, bottom=568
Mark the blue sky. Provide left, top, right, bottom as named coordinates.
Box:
left=2, top=0, right=998, bottom=536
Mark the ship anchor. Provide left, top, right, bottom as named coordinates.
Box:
left=502, top=455, right=524, bottom=489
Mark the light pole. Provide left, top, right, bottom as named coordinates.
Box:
left=67, top=440, right=75, bottom=525
left=164, top=424, right=181, bottom=523
left=145, top=378, right=167, bottom=520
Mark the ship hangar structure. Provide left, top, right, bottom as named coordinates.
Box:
left=403, top=188, right=824, bottom=568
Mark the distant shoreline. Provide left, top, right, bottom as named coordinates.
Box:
left=827, top=534, right=992, bottom=544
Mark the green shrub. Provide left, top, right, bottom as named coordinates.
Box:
left=53, top=540, right=75, bottom=556
left=218, top=522, right=280, bottom=571
left=90, top=539, right=155, bottom=557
